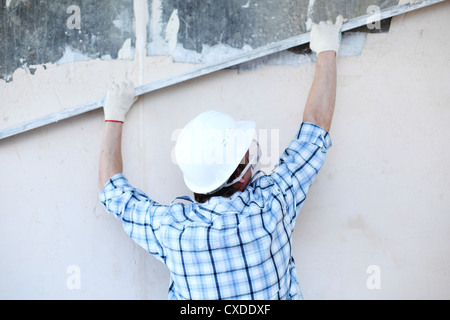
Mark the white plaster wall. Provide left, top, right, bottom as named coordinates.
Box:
left=1, top=2, right=449, bottom=299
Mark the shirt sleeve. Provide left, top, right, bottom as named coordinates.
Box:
left=270, top=122, right=332, bottom=225
left=99, top=173, right=168, bottom=263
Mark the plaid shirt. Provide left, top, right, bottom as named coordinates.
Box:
left=100, top=122, right=332, bottom=300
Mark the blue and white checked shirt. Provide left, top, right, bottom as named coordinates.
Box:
left=100, top=122, right=332, bottom=300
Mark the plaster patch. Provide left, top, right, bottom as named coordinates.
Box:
left=118, top=38, right=134, bottom=60
left=148, top=0, right=163, bottom=55
left=165, top=10, right=180, bottom=54
left=57, top=46, right=90, bottom=65
left=305, top=0, right=316, bottom=31
left=172, top=43, right=253, bottom=65
left=398, top=0, right=423, bottom=5
left=339, top=32, right=367, bottom=57
left=134, top=0, right=149, bottom=87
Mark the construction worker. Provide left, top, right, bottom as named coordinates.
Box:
left=99, top=16, right=343, bottom=300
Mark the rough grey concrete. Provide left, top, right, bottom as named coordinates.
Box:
left=0, top=0, right=134, bottom=82
left=156, top=0, right=398, bottom=53
left=1, top=0, right=399, bottom=82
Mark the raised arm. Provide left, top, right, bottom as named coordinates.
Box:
left=99, top=122, right=124, bottom=191
left=98, top=81, right=138, bottom=191
left=303, top=16, right=343, bottom=132
left=303, top=52, right=337, bottom=132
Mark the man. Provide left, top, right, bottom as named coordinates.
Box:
left=99, top=17, right=343, bottom=300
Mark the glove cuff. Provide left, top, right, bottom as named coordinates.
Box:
left=104, top=110, right=126, bottom=123
left=105, top=120, right=124, bottom=124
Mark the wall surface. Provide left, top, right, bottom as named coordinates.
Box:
left=1, top=1, right=449, bottom=299
left=1, top=0, right=397, bottom=82
left=0, top=0, right=397, bottom=132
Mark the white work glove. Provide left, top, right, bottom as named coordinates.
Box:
left=103, top=81, right=138, bottom=123
left=310, top=15, right=344, bottom=55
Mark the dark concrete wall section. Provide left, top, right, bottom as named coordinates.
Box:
left=1, top=0, right=399, bottom=82
left=153, top=0, right=398, bottom=55
left=0, top=0, right=135, bottom=82
left=157, top=0, right=308, bottom=53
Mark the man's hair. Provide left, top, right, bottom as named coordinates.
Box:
left=194, top=161, right=248, bottom=203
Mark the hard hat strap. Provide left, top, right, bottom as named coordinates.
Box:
left=205, top=139, right=261, bottom=195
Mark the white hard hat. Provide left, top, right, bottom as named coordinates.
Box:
left=175, top=110, right=256, bottom=194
